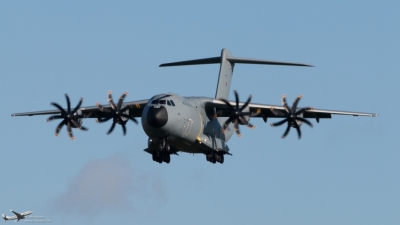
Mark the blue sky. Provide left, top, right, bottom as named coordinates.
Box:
left=1, top=1, right=399, bottom=224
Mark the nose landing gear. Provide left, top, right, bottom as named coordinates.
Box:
left=206, top=151, right=224, bottom=164
left=152, top=151, right=170, bottom=164
left=152, top=138, right=171, bottom=164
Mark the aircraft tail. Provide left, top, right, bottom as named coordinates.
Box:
left=2, top=214, right=7, bottom=221
left=159, top=48, right=313, bottom=99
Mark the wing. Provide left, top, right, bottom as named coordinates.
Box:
left=11, top=211, right=21, bottom=217
left=208, top=100, right=378, bottom=121
left=11, top=99, right=149, bottom=118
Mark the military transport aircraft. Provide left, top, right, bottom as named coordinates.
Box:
left=2, top=210, right=33, bottom=222
left=12, top=49, right=377, bottom=164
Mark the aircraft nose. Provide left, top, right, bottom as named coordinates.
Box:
left=147, top=106, right=168, bottom=128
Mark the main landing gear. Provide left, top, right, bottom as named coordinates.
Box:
left=152, top=138, right=171, bottom=164
left=206, top=151, right=224, bottom=164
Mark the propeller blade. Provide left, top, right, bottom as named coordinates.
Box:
left=80, top=125, right=88, bottom=131
left=295, top=117, right=313, bottom=128
left=50, top=103, right=67, bottom=114
left=238, top=115, right=256, bottom=131
left=67, top=121, right=75, bottom=140
left=117, top=92, right=128, bottom=109
left=245, top=121, right=256, bottom=129
left=294, top=124, right=301, bottom=139
left=121, top=123, right=127, bottom=136
left=47, top=115, right=63, bottom=122
left=270, top=107, right=286, bottom=116
left=120, top=114, right=138, bottom=124
left=55, top=120, right=65, bottom=136
left=222, top=117, right=234, bottom=132
left=292, top=95, right=302, bottom=113
left=65, top=94, right=71, bottom=113
left=107, top=91, right=116, bottom=109
left=270, top=118, right=288, bottom=127
left=71, top=98, right=83, bottom=114
left=239, top=95, right=252, bottom=111
left=234, top=119, right=242, bottom=137
left=295, top=107, right=314, bottom=115
left=234, top=90, right=239, bottom=108
left=238, top=116, right=249, bottom=126
left=96, top=103, right=112, bottom=113
left=282, top=124, right=291, bottom=138
left=70, top=119, right=81, bottom=129
left=219, top=98, right=235, bottom=111
left=96, top=116, right=112, bottom=123
left=107, top=121, right=116, bottom=134
left=281, top=95, right=291, bottom=113
left=70, top=119, right=88, bottom=131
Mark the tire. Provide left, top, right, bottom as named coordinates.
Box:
left=220, top=154, right=224, bottom=164
left=216, top=154, right=221, bottom=163
left=158, top=143, right=163, bottom=151
left=165, top=154, right=171, bottom=164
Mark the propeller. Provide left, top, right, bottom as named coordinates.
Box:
left=47, top=94, right=88, bottom=140
left=96, top=91, right=138, bottom=135
left=219, top=90, right=258, bottom=137
left=270, top=94, right=313, bottom=139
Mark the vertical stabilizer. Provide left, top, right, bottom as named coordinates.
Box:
left=215, top=49, right=234, bottom=99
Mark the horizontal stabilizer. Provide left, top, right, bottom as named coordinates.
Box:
left=160, top=55, right=313, bottom=67
left=226, top=56, right=313, bottom=67
left=159, top=57, right=220, bottom=67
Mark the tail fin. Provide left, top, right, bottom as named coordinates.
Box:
left=159, top=48, right=313, bottom=99
left=2, top=214, right=7, bottom=221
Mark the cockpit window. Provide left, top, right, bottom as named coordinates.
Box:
left=151, top=100, right=158, bottom=104
left=170, top=100, right=176, bottom=106
left=167, top=100, right=171, bottom=106
left=159, top=100, right=166, bottom=104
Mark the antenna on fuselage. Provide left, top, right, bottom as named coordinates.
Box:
left=159, top=48, right=313, bottom=99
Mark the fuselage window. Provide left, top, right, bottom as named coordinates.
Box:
left=167, top=100, right=171, bottom=106
left=159, top=100, right=166, bottom=105
left=152, top=100, right=158, bottom=104
left=170, top=100, right=176, bottom=106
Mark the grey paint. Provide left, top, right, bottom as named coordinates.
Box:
left=11, top=49, right=377, bottom=164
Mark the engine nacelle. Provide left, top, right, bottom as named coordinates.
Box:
left=294, top=112, right=304, bottom=127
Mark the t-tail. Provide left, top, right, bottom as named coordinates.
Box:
left=159, top=48, right=313, bottom=99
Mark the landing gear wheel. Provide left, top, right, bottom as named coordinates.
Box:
left=216, top=154, right=221, bottom=163
left=154, top=151, right=162, bottom=163
left=206, top=154, right=211, bottom=161
left=165, top=154, right=170, bottom=164
left=211, top=153, right=216, bottom=164
left=220, top=154, right=224, bottom=164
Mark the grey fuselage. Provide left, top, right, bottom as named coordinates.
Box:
left=141, top=93, right=233, bottom=154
